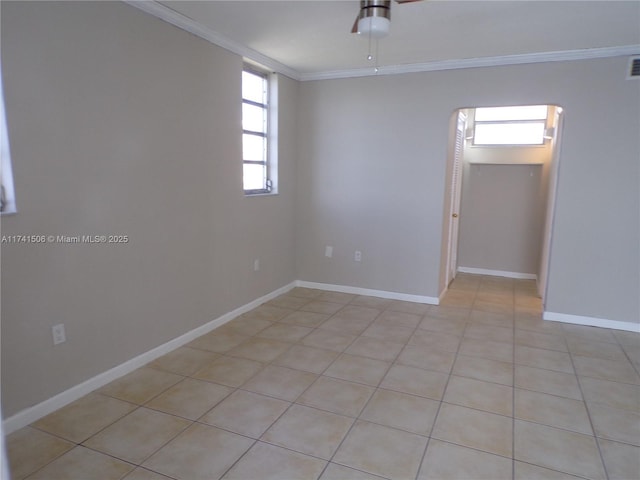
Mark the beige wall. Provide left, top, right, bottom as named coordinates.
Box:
left=1, top=2, right=298, bottom=417
left=296, top=58, right=639, bottom=325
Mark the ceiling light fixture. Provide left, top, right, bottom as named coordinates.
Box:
left=356, top=0, right=391, bottom=39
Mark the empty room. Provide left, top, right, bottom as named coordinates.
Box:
left=1, top=1, right=639, bottom=479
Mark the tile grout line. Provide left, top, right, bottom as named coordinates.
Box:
left=413, top=279, right=479, bottom=480
left=562, top=327, right=611, bottom=480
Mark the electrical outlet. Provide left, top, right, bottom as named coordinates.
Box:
left=253, top=259, right=260, bottom=271
left=52, top=324, right=66, bottom=345
left=325, top=246, right=333, bottom=258
left=354, top=250, right=362, bottom=262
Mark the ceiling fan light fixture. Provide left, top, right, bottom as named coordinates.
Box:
left=357, top=16, right=390, bottom=38
left=356, top=0, right=391, bottom=38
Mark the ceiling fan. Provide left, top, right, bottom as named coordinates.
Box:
left=351, top=0, right=423, bottom=39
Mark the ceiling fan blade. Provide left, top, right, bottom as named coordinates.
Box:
left=351, top=14, right=360, bottom=33
left=395, top=0, right=423, bottom=3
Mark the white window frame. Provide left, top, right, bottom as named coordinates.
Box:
left=242, top=65, right=275, bottom=195
left=1, top=66, right=16, bottom=215
left=472, top=105, right=549, bottom=147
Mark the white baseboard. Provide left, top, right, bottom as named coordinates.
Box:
left=2, top=282, right=297, bottom=435
left=296, top=280, right=439, bottom=305
left=543, top=311, right=640, bottom=333
left=458, top=267, right=537, bottom=280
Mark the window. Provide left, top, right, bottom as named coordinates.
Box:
left=242, top=67, right=272, bottom=194
left=1, top=67, right=16, bottom=214
left=473, top=105, right=548, bottom=146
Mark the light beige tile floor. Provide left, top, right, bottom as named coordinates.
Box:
left=7, top=274, right=640, bottom=479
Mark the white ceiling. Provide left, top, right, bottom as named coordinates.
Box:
left=149, top=1, right=640, bottom=79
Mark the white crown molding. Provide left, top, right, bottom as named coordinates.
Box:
left=300, top=45, right=640, bottom=81
left=124, top=0, right=302, bottom=80
left=126, top=1, right=639, bottom=83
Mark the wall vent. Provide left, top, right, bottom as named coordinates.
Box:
left=628, top=56, right=640, bottom=79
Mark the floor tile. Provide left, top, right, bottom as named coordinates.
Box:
left=418, top=439, right=512, bottom=480
left=192, top=355, right=264, bottom=387
left=408, top=330, right=462, bottom=352
left=418, top=316, right=466, bottom=336
left=220, top=316, right=272, bottom=336
left=301, top=329, right=357, bottom=352
left=350, top=295, right=392, bottom=310
left=241, top=365, right=317, bottom=401
left=361, top=323, right=415, bottom=344
left=199, top=389, right=289, bottom=438
left=27, top=446, right=134, bottom=480
left=427, top=305, right=469, bottom=321
left=515, top=314, right=562, bottom=335
left=223, top=442, right=326, bottom=480
left=333, top=305, right=382, bottom=322
left=598, top=439, right=640, bottom=480
left=256, top=323, right=313, bottom=342
left=142, top=423, right=253, bottom=480
left=345, top=336, right=405, bottom=362
left=515, top=365, right=582, bottom=400
left=83, top=407, right=191, bottom=464
left=396, top=345, right=456, bottom=373
left=227, top=337, right=292, bottom=362
left=360, top=388, right=439, bottom=435
left=187, top=330, right=249, bottom=353
left=452, top=354, right=513, bottom=386
left=380, top=364, right=448, bottom=400
left=514, top=419, right=606, bottom=479
left=98, top=367, right=183, bottom=405
left=31, top=393, right=136, bottom=443
left=317, top=291, right=357, bottom=304
left=561, top=324, right=617, bottom=343
left=333, top=420, right=428, bottom=480
left=287, top=287, right=323, bottom=299
left=431, top=403, right=513, bottom=457
left=464, top=323, right=513, bottom=343
left=324, top=353, right=390, bottom=386
left=242, top=304, right=293, bottom=322
left=278, top=310, right=330, bottom=327
left=514, top=461, right=585, bottom=479
left=267, top=294, right=312, bottom=310
left=579, top=376, right=640, bottom=412
left=123, top=467, right=175, bottom=480
left=145, top=378, right=232, bottom=420
left=301, top=300, right=345, bottom=315
left=515, top=329, right=568, bottom=352
left=444, top=375, right=513, bottom=416
left=470, top=310, right=514, bottom=327
left=374, top=310, right=422, bottom=329
left=514, top=345, right=574, bottom=374
left=387, top=300, right=431, bottom=316
left=565, top=337, right=628, bottom=362
left=149, top=347, right=219, bottom=376
left=273, top=344, right=340, bottom=374
left=297, top=376, right=374, bottom=417
left=514, top=389, right=592, bottom=435
left=320, top=463, right=386, bottom=480
left=262, top=404, right=353, bottom=459
left=458, top=337, right=513, bottom=363
left=588, top=403, right=640, bottom=445
left=319, top=315, right=374, bottom=336
left=573, top=355, right=640, bottom=384
left=7, top=427, right=74, bottom=480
